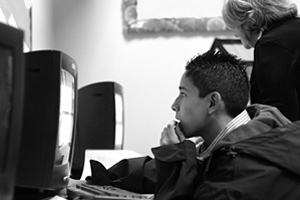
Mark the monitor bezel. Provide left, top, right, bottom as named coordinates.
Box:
left=0, top=23, right=24, bottom=200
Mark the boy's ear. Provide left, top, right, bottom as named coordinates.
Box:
left=208, top=92, right=222, bottom=114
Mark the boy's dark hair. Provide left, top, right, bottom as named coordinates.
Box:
left=185, top=50, right=250, bottom=117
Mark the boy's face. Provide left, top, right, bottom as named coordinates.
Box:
left=172, top=72, right=211, bottom=138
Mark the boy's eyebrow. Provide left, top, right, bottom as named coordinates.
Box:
left=179, top=86, right=188, bottom=91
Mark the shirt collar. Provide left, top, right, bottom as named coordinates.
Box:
left=198, top=110, right=251, bottom=161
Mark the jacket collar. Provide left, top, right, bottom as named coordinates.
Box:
left=215, top=104, right=291, bottom=149
left=262, top=16, right=297, bottom=36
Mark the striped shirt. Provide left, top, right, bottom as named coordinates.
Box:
left=197, top=110, right=251, bottom=161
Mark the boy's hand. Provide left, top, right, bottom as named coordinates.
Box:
left=160, top=121, right=186, bottom=146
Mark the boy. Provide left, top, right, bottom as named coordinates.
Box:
left=153, top=50, right=299, bottom=200
left=87, top=50, right=299, bottom=200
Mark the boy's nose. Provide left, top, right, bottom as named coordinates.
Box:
left=171, top=104, right=178, bottom=112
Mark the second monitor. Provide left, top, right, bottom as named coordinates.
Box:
left=71, top=82, right=124, bottom=179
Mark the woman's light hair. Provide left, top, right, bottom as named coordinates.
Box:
left=222, top=0, right=298, bottom=32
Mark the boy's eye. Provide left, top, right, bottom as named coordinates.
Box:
left=180, top=92, right=186, bottom=97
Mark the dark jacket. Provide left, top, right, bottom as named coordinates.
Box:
left=88, top=104, right=298, bottom=199
left=251, top=17, right=300, bottom=121
left=153, top=104, right=300, bottom=200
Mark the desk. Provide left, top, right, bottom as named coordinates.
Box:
left=14, top=150, right=144, bottom=200
left=13, top=179, right=86, bottom=200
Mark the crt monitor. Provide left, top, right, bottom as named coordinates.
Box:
left=71, top=81, right=124, bottom=179
left=0, top=23, right=24, bottom=200
left=15, top=50, right=78, bottom=193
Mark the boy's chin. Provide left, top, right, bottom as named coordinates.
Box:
left=183, top=130, right=199, bottom=139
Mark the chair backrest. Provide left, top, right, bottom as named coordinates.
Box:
left=71, top=81, right=124, bottom=179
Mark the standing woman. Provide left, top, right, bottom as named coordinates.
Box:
left=222, top=0, right=300, bottom=121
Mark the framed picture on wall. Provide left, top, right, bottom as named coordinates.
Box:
left=123, top=0, right=228, bottom=34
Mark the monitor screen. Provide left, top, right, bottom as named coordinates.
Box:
left=56, top=69, right=75, bottom=166
left=114, top=93, right=124, bottom=150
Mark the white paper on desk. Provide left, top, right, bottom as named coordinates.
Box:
left=80, top=150, right=143, bottom=180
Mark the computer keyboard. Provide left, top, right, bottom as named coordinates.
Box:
left=67, top=183, right=154, bottom=200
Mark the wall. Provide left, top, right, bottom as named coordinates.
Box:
left=32, top=0, right=234, bottom=156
